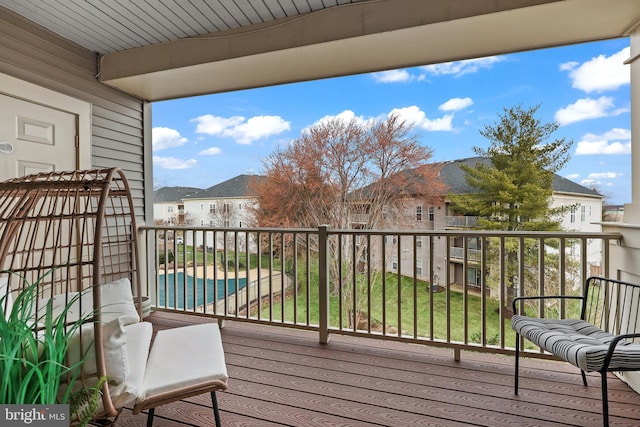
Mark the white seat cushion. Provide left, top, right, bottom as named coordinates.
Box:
left=66, top=316, right=129, bottom=381
left=512, top=315, right=640, bottom=372
left=109, top=321, right=153, bottom=408
left=96, top=278, right=140, bottom=325
left=141, top=322, right=228, bottom=399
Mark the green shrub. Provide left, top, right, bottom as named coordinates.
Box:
left=0, top=269, right=105, bottom=426
left=158, top=250, right=174, bottom=265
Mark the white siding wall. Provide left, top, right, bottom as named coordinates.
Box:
left=153, top=202, right=179, bottom=224
left=0, top=7, right=148, bottom=221
left=550, top=193, right=603, bottom=232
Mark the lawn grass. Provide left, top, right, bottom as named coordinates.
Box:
left=254, top=261, right=524, bottom=346
left=175, top=248, right=581, bottom=349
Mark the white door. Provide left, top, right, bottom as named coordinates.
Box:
left=0, top=93, right=77, bottom=181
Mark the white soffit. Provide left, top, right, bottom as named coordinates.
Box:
left=99, top=0, right=640, bottom=101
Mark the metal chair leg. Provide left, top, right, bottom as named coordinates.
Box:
left=601, top=371, right=609, bottom=427
left=212, top=391, right=222, bottom=427
left=146, top=408, right=155, bottom=427
left=514, top=333, right=520, bottom=395
left=581, top=369, right=588, bottom=386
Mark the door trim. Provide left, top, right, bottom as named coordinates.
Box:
left=0, top=72, right=91, bottom=170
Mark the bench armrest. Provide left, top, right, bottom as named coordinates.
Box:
left=604, top=333, right=640, bottom=371
left=512, top=295, right=585, bottom=315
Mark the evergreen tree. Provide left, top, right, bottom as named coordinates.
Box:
left=451, top=104, right=572, bottom=231
left=450, top=104, right=573, bottom=311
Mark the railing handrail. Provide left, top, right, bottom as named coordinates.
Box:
left=139, top=224, right=622, bottom=359
left=139, top=224, right=621, bottom=240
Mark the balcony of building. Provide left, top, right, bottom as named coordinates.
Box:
left=130, top=224, right=639, bottom=426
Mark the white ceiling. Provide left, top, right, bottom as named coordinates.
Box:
left=1, top=0, right=638, bottom=101
left=0, top=0, right=365, bottom=54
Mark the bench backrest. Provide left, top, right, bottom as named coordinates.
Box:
left=584, top=276, right=640, bottom=340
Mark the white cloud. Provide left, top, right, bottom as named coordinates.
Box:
left=588, top=172, right=620, bottom=179
left=575, top=128, right=631, bottom=155
left=153, top=156, right=197, bottom=170
left=582, top=171, right=622, bottom=188
left=421, top=56, right=505, bottom=77
left=309, top=110, right=370, bottom=128
left=560, top=47, right=630, bottom=93
left=565, top=173, right=580, bottom=180
left=198, top=147, right=222, bottom=156
left=439, top=97, right=473, bottom=112
left=559, top=61, right=579, bottom=72
left=306, top=107, right=454, bottom=133
left=193, top=115, right=244, bottom=134
left=554, top=96, right=628, bottom=125
left=192, top=114, right=290, bottom=145
left=371, top=69, right=414, bottom=83
left=152, top=127, right=188, bottom=151
left=389, top=106, right=454, bottom=131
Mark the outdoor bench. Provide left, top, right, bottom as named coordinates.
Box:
left=512, top=276, right=640, bottom=427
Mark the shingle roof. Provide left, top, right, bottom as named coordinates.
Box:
left=201, top=174, right=265, bottom=198
left=439, top=157, right=601, bottom=197
left=154, top=175, right=267, bottom=202
left=154, top=186, right=204, bottom=203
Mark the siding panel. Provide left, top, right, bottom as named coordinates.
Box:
left=0, top=6, right=148, bottom=222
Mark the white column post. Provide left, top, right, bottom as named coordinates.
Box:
left=624, top=27, right=640, bottom=221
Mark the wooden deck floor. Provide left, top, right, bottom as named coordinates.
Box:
left=116, top=311, right=640, bottom=427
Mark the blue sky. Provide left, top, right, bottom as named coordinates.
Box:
left=152, top=37, right=631, bottom=205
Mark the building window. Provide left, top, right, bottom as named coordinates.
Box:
left=416, top=236, right=423, bottom=248
left=223, top=203, right=230, bottom=213
left=210, top=203, right=215, bottom=214
left=200, top=220, right=204, bottom=226
left=167, top=205, right=174, bottom=213
left=223, top=219, right=230, bottom=227
left=428, top=205, right=435, bottom=222
left=581, top=205, right=586, bottom=222
left=570, top=206, right=576, bottom=223
left=239, top=203, right=242, bottom=209
left=209, top=220, right=213, bottom=227
left=416, top=260, right=423, bottom=276
left=392, top=256, right=398, bottom=270
left=468, top=267, right=481, bottom=286
left=200, top=203, right=204, bottom=210
left=416, top=205, right=423, bottom=221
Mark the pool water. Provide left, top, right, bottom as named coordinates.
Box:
left=158, top=272, right=247, bottom=309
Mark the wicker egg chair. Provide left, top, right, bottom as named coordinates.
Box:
left=0, top=168, right=228, bottom=426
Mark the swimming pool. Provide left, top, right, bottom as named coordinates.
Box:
left=158, top=272, right=247, bottom=309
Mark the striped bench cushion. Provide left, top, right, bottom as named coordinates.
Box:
left=512, top=315, right=640, bottom=372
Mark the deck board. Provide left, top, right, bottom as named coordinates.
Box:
left=114, top=311, right=640, bottom=426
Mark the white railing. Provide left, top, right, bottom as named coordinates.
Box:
left=139, top=225, right=620, bottom=356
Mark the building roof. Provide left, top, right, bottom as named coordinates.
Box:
left=154, top=186, right=204, bottom=203
left=200, top=174, right=265, bottom=199
left=439, top=157, right=602, bottom=198
left=154, top=175, right=266, bottom=202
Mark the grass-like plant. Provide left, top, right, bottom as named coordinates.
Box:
left=0, top=269, right=105, bottom=425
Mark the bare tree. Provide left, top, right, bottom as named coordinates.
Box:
left=252, top=113, right=444, bottom=328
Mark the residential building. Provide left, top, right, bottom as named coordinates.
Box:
left=374, top=158, right=603, bottom=289
left=153, top=186, right=204, bottom=225
left=182, top=174, right=261, bottom=229
left=154, top=174, right=263, bottom=249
